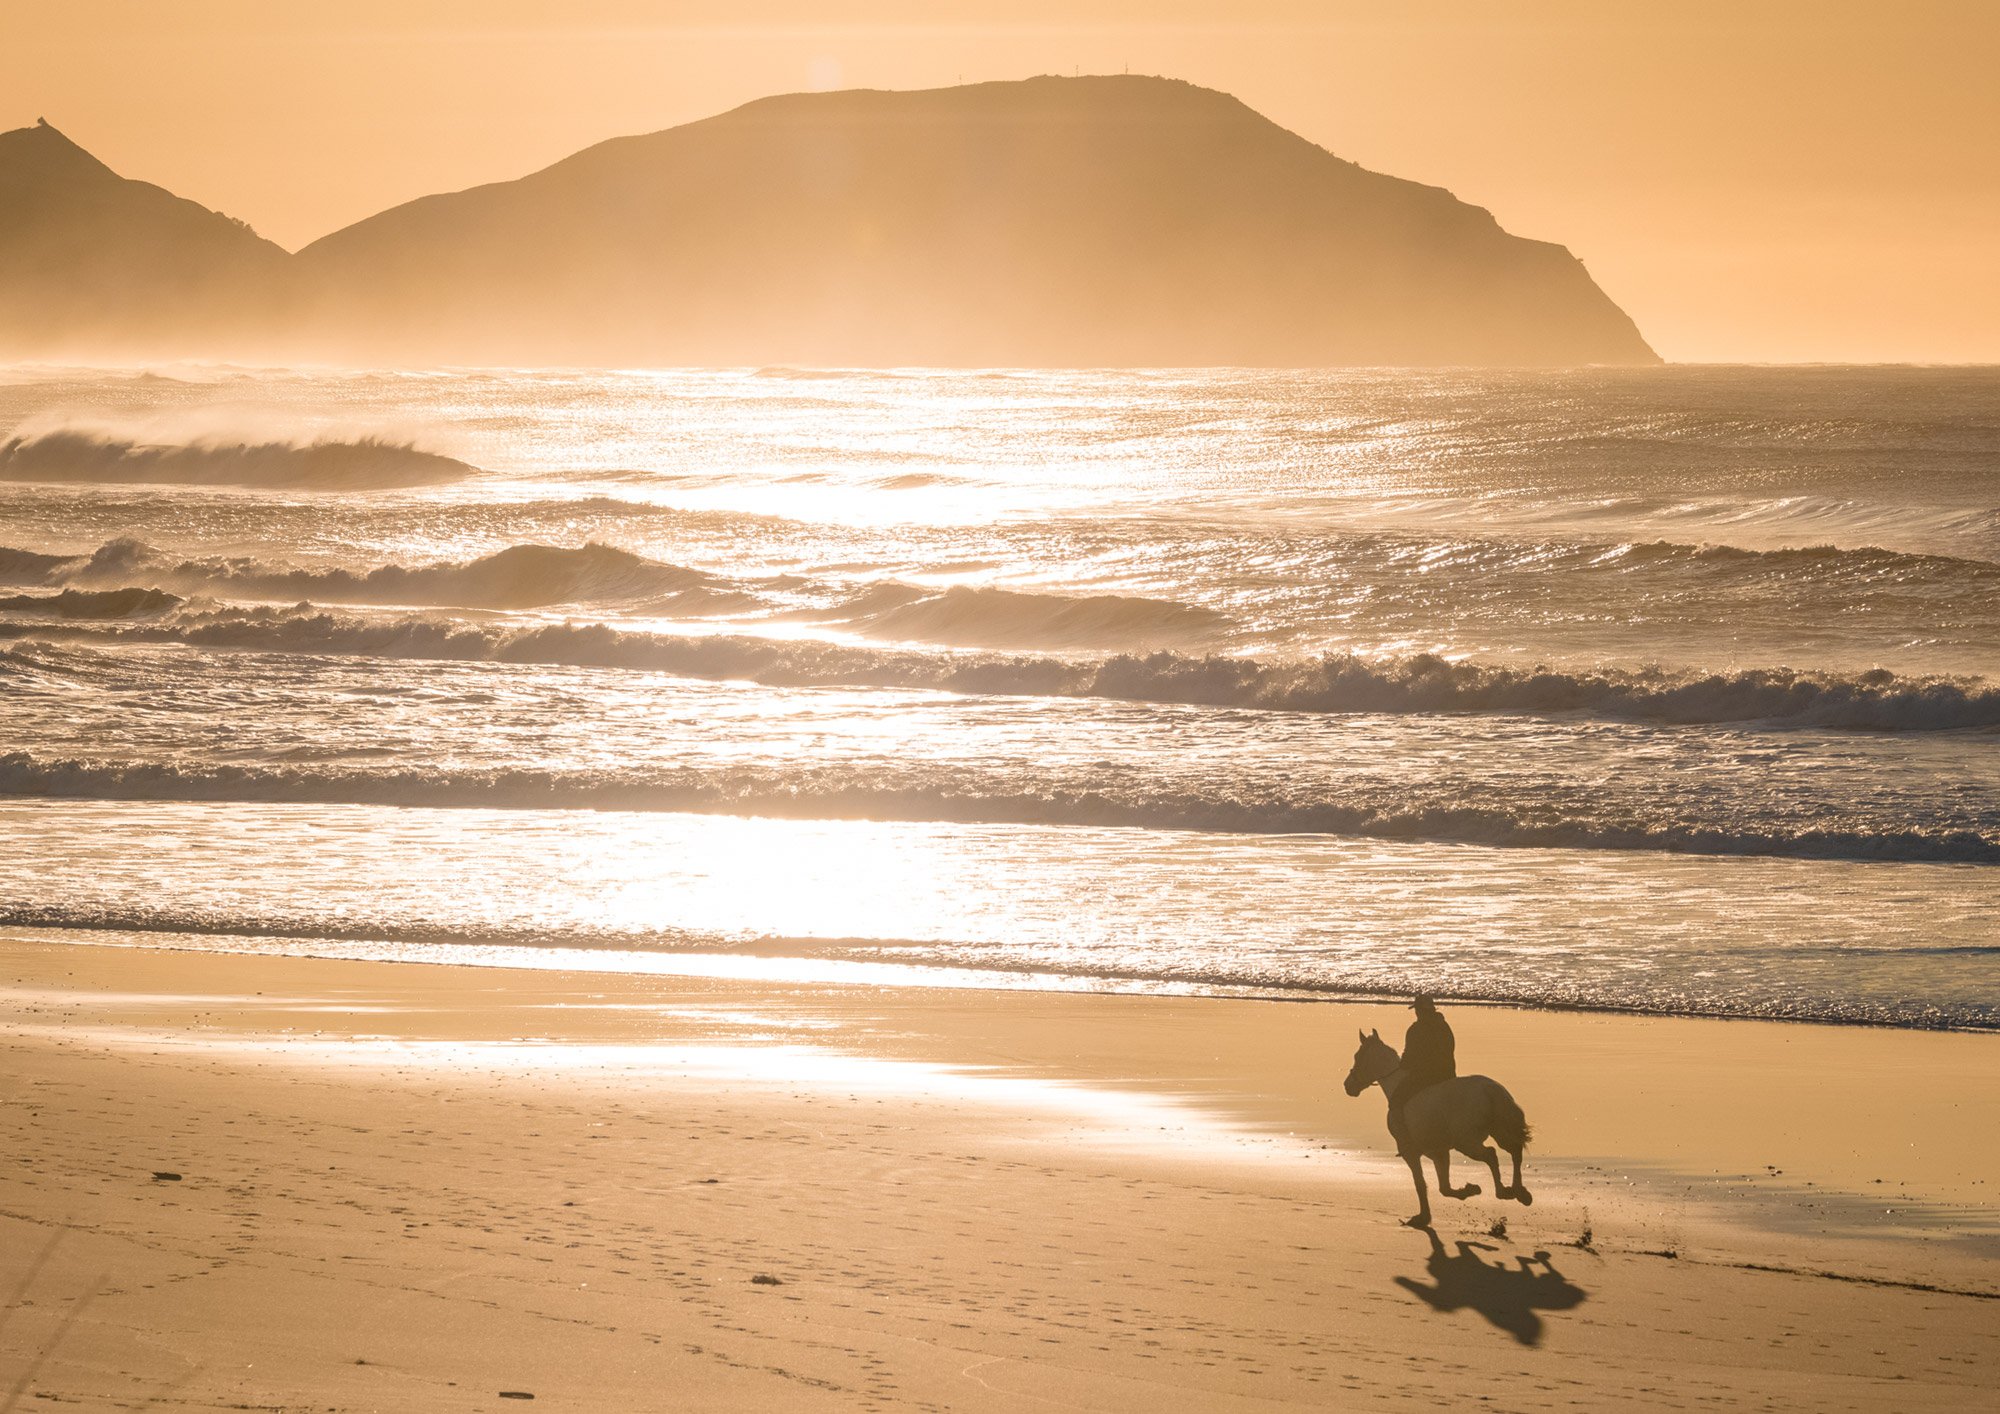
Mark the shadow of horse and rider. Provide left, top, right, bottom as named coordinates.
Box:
left=1396, top=1230, right=1587, bottom=1346
left=1344, top=995, right=1589, bottom=1345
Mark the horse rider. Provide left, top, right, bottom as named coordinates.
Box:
left=1388, top=993, right=1456, bottom=1137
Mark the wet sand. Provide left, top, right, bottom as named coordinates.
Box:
left=2, top=935, right=1995, bottom=1411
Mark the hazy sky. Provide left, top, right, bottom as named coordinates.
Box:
left=10, top=1, right=1997, bottom=363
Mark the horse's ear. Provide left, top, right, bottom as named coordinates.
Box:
left=1369, top=1028, right=1380, bottom=1039
left=1357, top=1029, right=1366, bottom=1043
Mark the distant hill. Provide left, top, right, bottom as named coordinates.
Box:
left=0, top=120, right=291, bottom=360
left=1, top=79, right=1660, bottom=367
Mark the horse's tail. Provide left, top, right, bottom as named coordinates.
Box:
left=1491, top=1088, right=1532, bottom=1152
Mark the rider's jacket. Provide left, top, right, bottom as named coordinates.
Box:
left=1400, top=1011, right=1457, bottom=1099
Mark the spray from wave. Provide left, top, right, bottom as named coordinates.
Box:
left=0, top=430, right=474, bottom=489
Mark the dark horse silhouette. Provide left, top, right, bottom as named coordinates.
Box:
left=1396, top=1230, right=1587, bottom=1346
left=1343, top=1028, right=1533, bottom=1228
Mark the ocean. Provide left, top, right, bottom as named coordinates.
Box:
left=1, top=364, right=1994, bottom=1028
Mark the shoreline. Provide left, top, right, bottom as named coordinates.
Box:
left=9, top=922, right=1998, bottom=1036
left=4, top=934, right=1996, bottom=1409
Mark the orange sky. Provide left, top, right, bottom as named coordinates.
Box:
left=8, top=1, right=1997, bottom=363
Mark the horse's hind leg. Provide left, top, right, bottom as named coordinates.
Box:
left=1507, top=1145, right=1532, bottom=1206
left=1472, top=1143, right=1510, bottom=1200
left=1432, top=1150, right=1481, bottom=1201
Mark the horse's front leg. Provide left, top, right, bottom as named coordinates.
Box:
left=1403, top=1153, right=1433, bottom=1228
left=1507, top=1144, right=1532, bottom=1207
left=1433, top=1149, right=1481, bottom=1201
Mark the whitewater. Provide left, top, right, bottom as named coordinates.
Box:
left=0, top=364, right=1994, bottom=1028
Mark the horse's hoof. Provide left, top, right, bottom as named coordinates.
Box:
left=1516, top=1188, right=1534, bottom=1207
left=1404, top=1214, right=1433, bottom=1229
left=1461, top=1184, right=1481, bottom=1199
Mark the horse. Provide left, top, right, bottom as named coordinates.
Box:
left=1342, top=1028, right=1533, bottom=1229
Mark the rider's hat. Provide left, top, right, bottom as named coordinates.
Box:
left=1409, top=993, right=1437, bottom=1009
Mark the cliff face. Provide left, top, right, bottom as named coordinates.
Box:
left=2, top=79, right=1660, bottom=367
left=0, top=121, right=292, bottom=360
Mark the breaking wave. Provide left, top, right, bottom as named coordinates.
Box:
left=804, top=581, right=1228, bottom=649
left=1591, top=537, right=2000, bottom=583
left=7, top=526, right=1998, bottom=657
left=9, top=606, right=1999, bottom=733
left=0, top=752, right=1993, bottom=864
left=0, top=431, right=473, bottom=489
left=6, top=538, right=742, bottom=613
left=0, top=546, right=76, bottom=579
left=752, top=366, right=887, bottom=381
left=0, top=587, right=181, bottom=618
left=0, top=538, right=1228, bottom=644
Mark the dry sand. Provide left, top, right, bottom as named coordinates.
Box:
left=2, top=934, right=1995, bottom=1411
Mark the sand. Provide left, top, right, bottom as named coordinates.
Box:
left=2, top=934, right=1995, bottom=1411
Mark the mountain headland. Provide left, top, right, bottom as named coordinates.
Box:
left=0, top=119, right=292, bottom=358
left=0, top=77, right=1658, bottom=367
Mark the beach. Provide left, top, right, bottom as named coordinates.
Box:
left=4, top=934, right=1993, bottom=1411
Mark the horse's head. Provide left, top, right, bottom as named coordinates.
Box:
left=1342, top=1028, right=1399, bottom=1097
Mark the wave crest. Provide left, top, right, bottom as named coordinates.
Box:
left=809, top=581, right=1228, bottom=649
left=0, top=431, right=473, bottom=489
left=28, top=538, right=739, bottom=613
